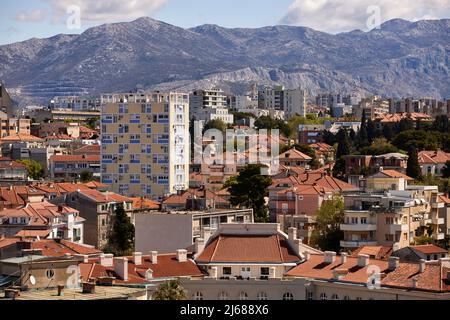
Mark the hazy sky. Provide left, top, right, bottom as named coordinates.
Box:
left=1, top=0, right=449, bottom=45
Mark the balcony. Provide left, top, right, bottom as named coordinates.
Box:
left=340, top=240, right=378, bottom=248
left=431, top=218, right=445, bottom=225
left=432, top=202, right=445, bottom=209
left=340, top=223, right=377, bottom=231
left=420, top=219, right=432, bottom=227
left=389, top=224, right=408, bottom=233
left=434, top=233, right=445, bottom=240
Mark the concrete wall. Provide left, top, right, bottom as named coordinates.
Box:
left=135, top=214, right=193, bottom=254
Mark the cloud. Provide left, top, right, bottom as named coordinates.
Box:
left=15, top=9, right=48, bottom=22
left=280, top=0, right=450, bottom=33
left=44, top=0, right=168, bottom=24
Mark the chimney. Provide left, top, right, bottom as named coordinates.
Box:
left=75, top=254, right=89, bottom=263
left=412, top=277, right=419, bottom=288
left=195, top=238, right=205, bottom=256
left=388, top=257, right=400, bottom=271
left=303, top=251, right=311, bottom=261
left=100, top=253, right=114, bottom=267
left=145, top=269, right=154, bottom=280
left=133, top=252, right=142, bottom=266
left=324, top=251, right=337, bottom=264
left=176, top=249, right=188, bottom=263
left=357, top=254, right=370, bottom=267
left=419, top=259, right=426, bottom=273
left=269, top=267, right=276, bottom=279
left=114, top=257, right=128, bottom=281
left=210, top=266, right=218, bottom=279
left=288, top=227, right=297, bottom=242
left=150, top=251, right=158, bottom=264
left=340, top=252, right=348, bottom=265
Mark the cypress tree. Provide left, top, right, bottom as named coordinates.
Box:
left=406, top=146, right=422, bottom=180
left=109, top=204, right=135, bottom=256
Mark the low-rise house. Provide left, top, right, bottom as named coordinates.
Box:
left=0, top=201, right=85, bottom=243
left=49, top=154, right=101, bottom=182
left=135, top=209, right=254, bottom=254
left=373, top=112, right=433, bottom=130
left=286, top=251, right=450, bottom=300
left=418, top=150, right=450, bottom=177
left=161, top=187, right=231, bottom=211
left=392, top=245, right=448, bottom=262
left=309, top=143, right=335, bottom=165
left=59, top=189, right=133, bottom=249
left=364, top=169, right=413, bottom=192
left=279, top=149, right=312, bottom=168
left=0, top=157, right=27, bottom=184
left=73, top=144, right=100, bottom=156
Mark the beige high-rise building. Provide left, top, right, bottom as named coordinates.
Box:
left=100, top=92, right=190, bottom=200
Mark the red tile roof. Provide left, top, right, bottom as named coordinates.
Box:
left=28, top=239, right=101, bottom=257
left=73, top=145, right=100, bottom=154
left=0, top=133, right=44, bottom=143
left=376, top=169, right=414, bottom=180
left=374, top=113, right=432, bottom=123
left=418, top=151, right=450, bottom=165
left=410, top=245, right=448, bottom=255
left=130, top=198, right=161, bottom=210
left=351, top=246, right=393, bottom=260
left=196, top=235, right=301, bottom=264
left=79, top=189, right=132, bottom=204
left=280, top=149, right=313, bottom=161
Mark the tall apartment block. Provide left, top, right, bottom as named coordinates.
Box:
left=100, top=92, right=190, bottom=200
left=0, top=82, right=13, bottom=115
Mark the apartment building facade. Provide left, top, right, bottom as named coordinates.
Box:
left=49, top=154, right=101, bottom=182
left=341, top=185, right=445, bottom=250
left=101, top=92, right=190, bottom=200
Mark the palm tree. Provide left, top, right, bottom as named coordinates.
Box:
left=153, top=280, right=187, bottom=301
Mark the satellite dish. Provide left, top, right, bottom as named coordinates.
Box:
left=29, top=275, right=36, bottom=286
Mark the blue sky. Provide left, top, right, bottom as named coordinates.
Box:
left=1, top=0, right=449, bottom=45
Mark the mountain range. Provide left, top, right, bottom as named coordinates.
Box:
left=0, top=17, right=449, bottom=105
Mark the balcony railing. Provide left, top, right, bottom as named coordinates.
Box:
left=340, top=240, right=378, bottom=248
left=340, top=223, right=377, bottom=231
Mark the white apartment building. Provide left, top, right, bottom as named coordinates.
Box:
left=189, top=89, right=234, bottom=124
left=261, top=86, right=307, bottom=119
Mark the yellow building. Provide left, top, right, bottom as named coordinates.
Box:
left=100, top=92, right=190, bottom=200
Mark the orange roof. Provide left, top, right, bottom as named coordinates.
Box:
left=439, top=195, right=450, bottom=204
left=79, top=189, right=132, bottom=204
left=374, top=113, right=432, bottom=123
left=50, top=155, right=100, bottom=162
left=84, top=181, right=109, bottom=189
left=351, top=246, right=393, bottom=260
left=286, top=254, right=389, bottom=283
left=279, top=149, right=312, bottom=161
left=276, top=184, right=335, bottom=196
left=130, top=198, right=160, bottom=210
left=0, top=238, right=20, bottom=249
left=81, top=253, right=203, bottom=283
left=309, top=143, right=334, bottom=152
left=14, top=230, right=52, bottom=238
left=27, top=239, right=101, bottom=257
left=418, top=151, right=450, bottom=164
left=410, top=245, right=448, bottom=255
left=73, top=144, right=100, bottom=154
left=375, top=169, right=414, bottom=181
left=162, top=188, right=229, bottom=206
left=0, top=133, right=44, bottom=143
left=196, top=235, right=301, bottom=264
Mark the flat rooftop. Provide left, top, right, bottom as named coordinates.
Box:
left=10, top=286, right=147, bottom=301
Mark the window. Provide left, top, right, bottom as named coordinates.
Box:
left=283, top=293, right=294, bottom=301
left=46, top=269, right=55, bottom=279
left=344, top=296, right=351, bottom=300
left=192, top=292, right=203, bottom=301
left=356, top=297, right=363, bottom=301
left=218, top=292, right=229, bottom=300
left=223, top=267, right=232, bottom=276
left=331, top=294, right=339, bottom=300
left=361, top=217, right=367, bottom=224
left=239, top=292, right=248, bottom=301
left=306, top=291, right=314, bottom=300
left=260, top=267, right=270, bottom=278
left=257, top=292, right=268, bottom=301
left=320, top=293, right=327, bottom=301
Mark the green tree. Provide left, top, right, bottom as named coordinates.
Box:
left=406, top=146, right=422, bottom=180
left=359, top=138, right=399, bottom=156
left=107, top=204, right=135, bottom=256
left=203, top=119, right=227, bottom=134
left=358, top=113, right=369, bottom=147
left=255, top=116, right=292, bottom=138
left=79, top=170, right=94, bottom=183
left=442, top=161, right=450, bottom=179
left=311, top=196, right=345, bottom=252
left=433, top=115, right=450, bottom=133
left=153, top=280, right=187, bottom=301
left=335, top=129, right=351, bottom=159
left=17, top=159, right=43, bottom=180
left=224, top=164, right=272, bottom=222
